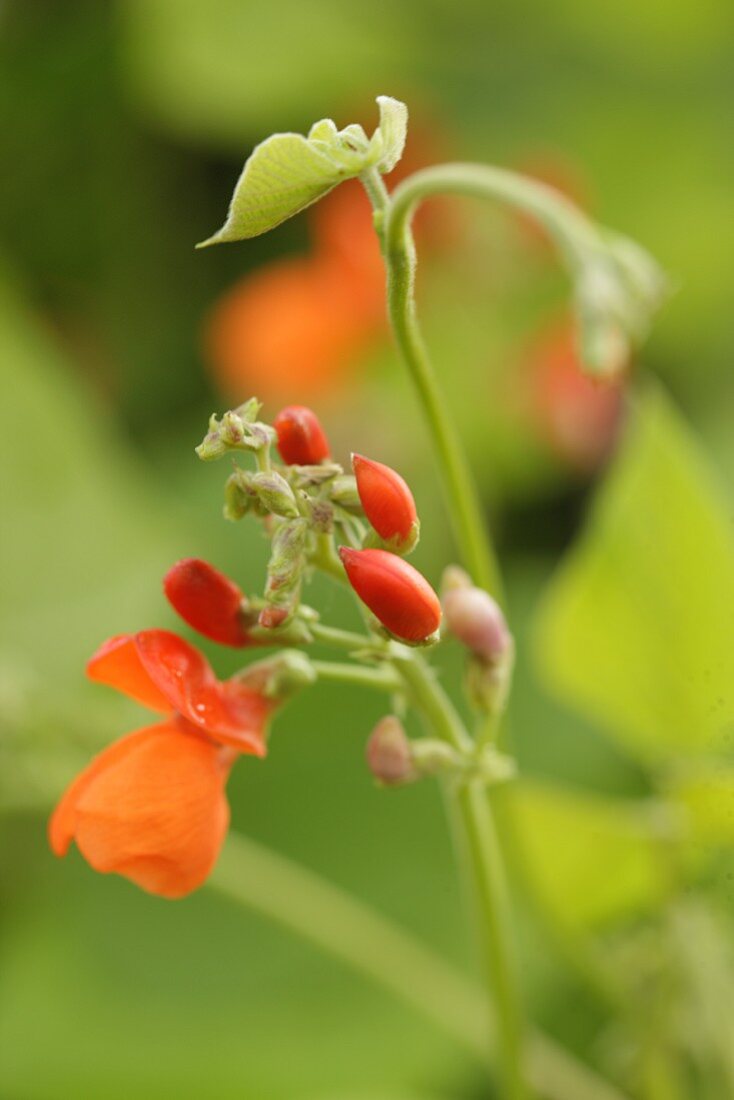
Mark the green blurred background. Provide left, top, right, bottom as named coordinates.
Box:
left=2, top=2, right=734, bottom=1097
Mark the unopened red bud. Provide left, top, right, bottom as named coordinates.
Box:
left=339, top=547, right=441, bottom=643
left=274, top=405, right=330, bottom=466
left=164, top=558, right=251, bottom=647
left=442, top=581, right=510, bottom=664
left=366, top=716, right=416, bottom=786
left=352, top=453, right=419, bottom=552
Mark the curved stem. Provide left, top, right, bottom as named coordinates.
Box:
left=312, top=658, right=400, bottom=693
left=386, top=163, right=601, bottom=272
left=362, top=169, right=502, bottom=598
left=391, top=648, right=472, bottom=753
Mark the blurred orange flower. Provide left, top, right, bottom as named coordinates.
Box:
left=528, top=318, right=626, bottom=473
left=204, top=117, right=457, bottom=405
left=512, top=153, right=590, bottom=254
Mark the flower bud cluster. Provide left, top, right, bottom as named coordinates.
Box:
left=195, top=397, right=441, bottom=645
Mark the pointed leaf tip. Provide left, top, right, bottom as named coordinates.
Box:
left=197, top=96, right=409, bottom=247
left=375, top=95, right=408, bottom=174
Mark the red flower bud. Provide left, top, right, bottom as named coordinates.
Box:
left=339, top=547, right=441, bottom=643
left=352, top=453, right=419, bottom=552
left=164, top=558, right=251, bottom=647
left=274, top=405, right=330, bottom=465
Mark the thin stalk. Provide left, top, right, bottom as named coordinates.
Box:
left=361, top=168, right=502, bottom=598
left=312, top=658, right=400, bottom=693
left=451, top=780, right=528, bottom=1100
left=312, top=532, right=346, bottom=581
left=360, top=166, right=525, bottom=1092
left=386, top=163, right=601, bottom=271
left=391, top=649, right=472, bottom=753
left=392, top=650, right=525, bottom=1098
left=309, top=622, right=374, bottom=651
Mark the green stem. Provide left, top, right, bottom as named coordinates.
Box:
left=386, top=163, right=603, bottom=273
left=209, top=831, right=630, bottom=1100
left=392, top=649, right=526, bottom=1098
left=360, top=166, right=526, bottom=1093
left=312, top=532, right=346, bottom=581
left=361, top=168, right=502, bottom=597
left=309, top=622, right=374, bottom=651
left=312, top=658, right=400, bottom=693
left=391, top=648, right=471, bottom=753
left=452, top=780, right=528, bottom=1100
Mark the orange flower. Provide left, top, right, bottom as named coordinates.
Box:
left=204, top=249, right=381, bottom=403
left=49, top=629, right=273, bottom=897
left=49, top=722, right=232, bottom=899
left=85, top=630, right=271, bottom=754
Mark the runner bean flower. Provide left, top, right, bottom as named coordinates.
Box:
left=49, top=629, right=275, bottom=898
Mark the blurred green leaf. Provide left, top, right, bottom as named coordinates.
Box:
left=0, top=262, right=186, bottom=688
left=534, top=385, right=734, bottom=762
left=120, top=0, right=414, bottom=148
left=666, top=763, right=734, bottom=846
left=509, top=780, right=666, bottom=927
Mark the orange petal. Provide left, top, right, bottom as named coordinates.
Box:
left=49, top=724, right=170, bottom=857
left=135, top=631, right=269, bottom=755
left=54, top=721, right=232, bottom=899
left=87, top=635, right=173, bottom=713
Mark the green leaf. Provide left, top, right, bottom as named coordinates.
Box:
left=509, top=780, right=667, bottom=927
left=198, top=95, right=408, bottom=245
left=197, top=133, right=343, bottom=245
left=666, top=763, right=734, bottom=845
left=535, top=385, right=734, bottom=762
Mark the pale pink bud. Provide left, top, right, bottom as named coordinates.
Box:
left=365, top=716, right=416, bottom=786
left=442, top=582, right=510, bottom=664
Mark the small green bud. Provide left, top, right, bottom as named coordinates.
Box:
left=196, top=408, right=275, bottom=462
left=234, top=396, right=263, bottom=423
left=307, top=498, right=334, bottom=534
left=291, top=462, right=342, bottom=487
left=251, top=471, right=300, bottom=518
left=260, top=518, right=308, bottom=628
left=223, top=472, right=252, bottom=521
left=330, top=475, right=363, bottom=513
